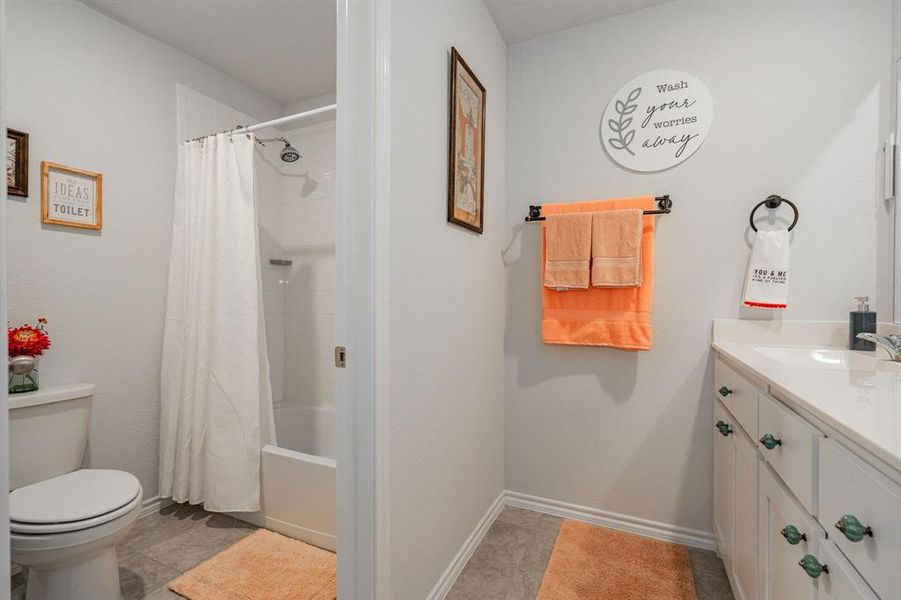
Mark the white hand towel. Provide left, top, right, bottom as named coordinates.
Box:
left=742, top=229, right=790, bottom=309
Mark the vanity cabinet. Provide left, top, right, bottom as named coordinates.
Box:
left=758, top=462, right=822, bottom=600
left=713, top=397, right=757, bottom=600
left=713, top=356, right=882, bottom=600
left=819, top=438, right=901, bottom=599
left=733, top=427, right=759, bottom=600
left=714, top=400, right=734, bottom=568
left=715, top=358, right=759, bottom=440
left=758, top=393, right=823, bottom=515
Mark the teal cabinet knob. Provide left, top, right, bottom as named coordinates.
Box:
left=718, top=386, right=733, bottom=397
left=834, top=514, right=873, bottom=542
left=715, top=420, right=732, bottom=437
left=798, top=554, right=828, bottom=579
left=780, top=525, right=806, bottom=545
left=759, top=433, right=782, bottom=450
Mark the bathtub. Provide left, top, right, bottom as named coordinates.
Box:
left=232, top=405, right=336, bottom=551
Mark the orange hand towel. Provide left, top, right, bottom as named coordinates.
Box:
left=541, top=196, right=656, bottom=350
left=591, top=209, right=644, bottom=287
left=544, top=213, right=592, bottom=290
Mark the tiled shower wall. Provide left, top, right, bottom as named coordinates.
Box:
left=279, top=121, right=336, bottom=410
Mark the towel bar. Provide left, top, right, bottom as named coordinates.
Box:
left=524, top=195, right=672, bottom=222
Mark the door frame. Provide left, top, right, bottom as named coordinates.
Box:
left=0, top=0, right=11, bottom=589
left=335, top=0, right=391, bottom=598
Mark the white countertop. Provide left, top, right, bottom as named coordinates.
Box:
left=713, top=341, right=901, bottom=473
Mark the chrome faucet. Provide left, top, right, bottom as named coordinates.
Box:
left=857, top=333, right=901, bottom=362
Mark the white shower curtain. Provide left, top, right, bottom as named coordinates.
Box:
left=159, top=133, right=275, bottom=512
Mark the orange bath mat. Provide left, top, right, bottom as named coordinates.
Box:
left=168, top=529, right=336, bottom=600
left=536, top=520, right=697, bottom=600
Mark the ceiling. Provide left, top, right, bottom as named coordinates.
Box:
left=81, top=0, right=336, bottom=105
left=484, top=0, right=668, bottom=44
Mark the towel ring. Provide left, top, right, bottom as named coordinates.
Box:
left=749, top=195, right=799, bottom=232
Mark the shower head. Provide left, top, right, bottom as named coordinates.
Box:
left=256, top=136, right=302, bottom=163
left=280, top=141, right=301, bottom=163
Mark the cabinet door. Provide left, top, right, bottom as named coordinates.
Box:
left=758, top=463, right=821, bottom=600
left=814, top=538, right=878, bottom=600
left=732, top=428, right=758, bottom=600
left=714, top=400, right=735, bottom=569
left=819, top=438, right=901, bottom=598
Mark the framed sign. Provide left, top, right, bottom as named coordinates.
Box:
left=6, top=129, right=29, bottom=197
left=41, top=161, right=102, bottom=230
left=447, top=47, right=486, bottom=234
left=601, top=69, right=713, bottom=172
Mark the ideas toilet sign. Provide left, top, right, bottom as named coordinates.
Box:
left=601, top=69, right=712, bottom=172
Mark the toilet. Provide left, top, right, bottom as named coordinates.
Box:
left=9, top=384, right=143, bottom=600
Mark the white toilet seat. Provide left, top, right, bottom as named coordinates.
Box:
left=10, top=469, right=142, bottom=534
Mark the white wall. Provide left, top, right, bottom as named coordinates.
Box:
left=389, top=1, right=506, bottom=598
left=504, top=0, right=890, bottom=535
left=5, top=0, right=282, bottom=500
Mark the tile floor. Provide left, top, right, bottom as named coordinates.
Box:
left=446, top=506, right=734, bottom=600
left=117, top=503, right=258, bottom=599
left=15, top=503, right=730, bottom=600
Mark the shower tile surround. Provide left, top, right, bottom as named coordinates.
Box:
left=257, top=121, right=337, bottom=414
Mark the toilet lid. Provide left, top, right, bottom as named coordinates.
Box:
left=10, top=469, right=141, bottom=525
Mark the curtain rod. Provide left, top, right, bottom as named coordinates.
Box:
left=233, top=103, right=337, bottom=134
left=187, top=103, right=337, bottom=142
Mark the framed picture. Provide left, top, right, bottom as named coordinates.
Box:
left=41, top=161, right=102, bottom=230
left=447, top=47, right=486, bottom=234
left=6, top=129, right=29, bottom=197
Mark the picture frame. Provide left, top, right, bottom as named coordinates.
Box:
left=41, top=161, right=103, bottom=230
left=447, top=47, right=486, bottom=234
left=6, top=129, right=29, bottom=197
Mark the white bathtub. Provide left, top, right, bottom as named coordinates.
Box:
left=232, top=405, right=336, bottom=551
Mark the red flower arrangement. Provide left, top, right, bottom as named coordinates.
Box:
left=8, top=318, right=51, bottom=358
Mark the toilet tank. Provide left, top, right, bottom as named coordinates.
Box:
left=9, top=383, right=94, bottom=490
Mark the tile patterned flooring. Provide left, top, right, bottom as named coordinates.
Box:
left=446, top=506, right=734, bottom=600
left=14, top=503, right=730, bottom=599
left=117, top=503, right=258, bottom=599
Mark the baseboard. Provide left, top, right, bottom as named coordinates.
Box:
left=505, top=491, right=715, bottom=551
left=425, top=490, right=506, bottom=600
left=139, top=495, right=175, bottom=519
left=228, top=510, right=337, bottom=553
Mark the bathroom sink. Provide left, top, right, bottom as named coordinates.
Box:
left=751, top=346, right=901, bottom=372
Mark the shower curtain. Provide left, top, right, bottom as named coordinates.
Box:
left=159, top=133, right=275, bottom=512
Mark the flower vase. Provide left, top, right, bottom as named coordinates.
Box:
left=9, top=355, right=39, bottom=394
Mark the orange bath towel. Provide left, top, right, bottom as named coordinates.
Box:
left=541, top=196, right=656, bottom=350
left=544, top=213, right=592, bottom=290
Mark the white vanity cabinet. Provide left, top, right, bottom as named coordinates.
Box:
left=758, top=462, right=822, bottom=600
left=713, top=355, right=882, bottom=600
left=819, top=438, right=901, bottom=599
left=732, top=427, right=759, bottom=600
left=714, top=400, right=735, bottom=569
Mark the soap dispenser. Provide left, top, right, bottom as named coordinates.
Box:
left=849, top=296, right=876, bottom=351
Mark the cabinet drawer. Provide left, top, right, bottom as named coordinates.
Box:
left=714, top=358, right=759, bottom=439
left=758, top=394, right=822, bottom=514
left=815, top=538, right=878, bottom=600
left=819, top=438, right=901, bottom=599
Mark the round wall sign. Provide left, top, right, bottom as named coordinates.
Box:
left=601, top=69, right=712, bottom=172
